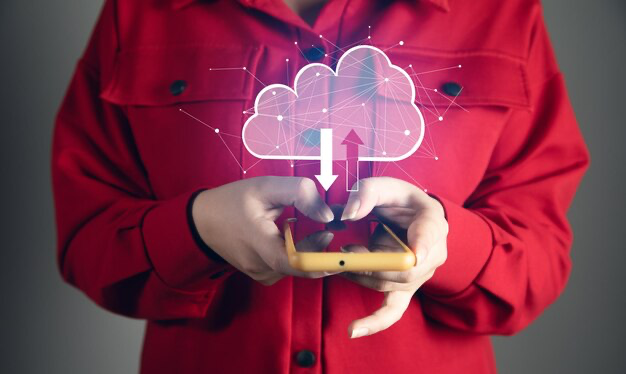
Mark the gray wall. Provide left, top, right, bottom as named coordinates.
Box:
left=1, top=1, right=624, bottom=373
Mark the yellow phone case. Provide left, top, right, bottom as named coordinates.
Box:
left=284, top=218, right=416, bottom=272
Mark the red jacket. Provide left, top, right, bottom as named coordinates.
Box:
left=52, top=0, right=589, bottom=373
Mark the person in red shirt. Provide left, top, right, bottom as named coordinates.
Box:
left=52, top=0, right=589, bottom=373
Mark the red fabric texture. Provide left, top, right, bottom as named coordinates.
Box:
left=52, top=0, right=589, bottom=373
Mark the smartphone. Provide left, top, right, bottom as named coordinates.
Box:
left=283, top=218, right=416, bottom=272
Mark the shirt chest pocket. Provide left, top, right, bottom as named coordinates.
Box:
left=99, top=45, right=264, bottom=198
left=376, top=49, right=531, bottom=200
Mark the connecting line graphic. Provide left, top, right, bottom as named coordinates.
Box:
left=180, top=28, right=469, bottom=192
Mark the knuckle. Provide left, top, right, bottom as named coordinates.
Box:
left=296, top=177, right=316, bottom=194
left=241, top=261, right=264, bottom=275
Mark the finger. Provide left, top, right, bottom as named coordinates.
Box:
left=262, top=229, right=341, bottom=279
left=348, top=290, right=413, bottom=338
left=263, top=177, right=334, bottom=223
left=341, top=177, right=422, bottom=222
left=340, top=272, right=413, bottom=292
left=296, top=231, right=334, bottom=253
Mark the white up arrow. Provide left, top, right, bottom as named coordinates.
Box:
left=314, top=128, right=338, bottom=190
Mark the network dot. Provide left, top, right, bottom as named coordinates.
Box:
left=404, top=130, right=410, bottom=136
left=368, top=36, right=371, bottom=39
left=243, top=170, right=247, bottom=174
left=290, top=164, right=294, bottom=168
left=275, top=145, right=279, bottom=149
left=286, top=58, right=289, bottom=62
left=319, top=35, right=323, bottom=38
left=361, top=103, right=365, bottom=106
left=294, top=41, right=298, bottom=45
left=434, top=88, right=438, bottom=92
left=214, top=128, right=220, bottom=133
left=277, top=115, right=284, bottom=121
left=435, top=157, right=439, bottom=160
left=316, top=72, right=320, bottom=77
left=438, top=116, right=443, bottom=121
left=242, top=67, right=246, bottom=70
left=424, top=189, right=428, bottom=192
left=384, top=77, right=389, bottom=82
left=322, top=108, right=328, bottom=113
left=324, top=54, right=328, bottom=57
left=458, top=64, right=462, bottom=68
left=272, top=91, right=276, bottom=95
left=399, top=41, right=404, bottom=46
left=409, top=64, right=412, bottom=68
left=382, top=151, right=387, bottom=155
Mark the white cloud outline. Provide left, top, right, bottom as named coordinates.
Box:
left=242, top=45, right=425, bottom=162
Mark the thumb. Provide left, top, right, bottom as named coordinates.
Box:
left=262, top=177, right=334, bottom=223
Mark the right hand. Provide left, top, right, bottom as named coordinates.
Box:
left=192, top=176, right=338, bottom=285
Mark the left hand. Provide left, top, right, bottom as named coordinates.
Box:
left=339, top=177, right=449, bottom=339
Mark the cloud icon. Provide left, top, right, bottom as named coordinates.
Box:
left=242, top=45, right=424, bottom=164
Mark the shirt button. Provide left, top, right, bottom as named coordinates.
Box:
left=303, top=46, right=325, bottom=62
left=170, top=80, right=187, bottom=96
left=295, top=350, right=316, bottom=368
left=441, top=81, right=462, bottom=97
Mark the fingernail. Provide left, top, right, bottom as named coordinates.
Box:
left=322, top=207, right=335, bottom=223
left=341, top=199, right=361, bottom=221
left=320, top=232, right=334, bottom=247
left=351, top=327, right=370, bottom=339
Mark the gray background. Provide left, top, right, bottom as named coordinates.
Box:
left=1, top=0, right=624, bottom=373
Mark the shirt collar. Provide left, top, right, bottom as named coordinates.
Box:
left=171, top=0, right=450, bottom=12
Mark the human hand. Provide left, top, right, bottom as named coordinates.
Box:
left=339, top=177, right=448, bottom=338
left=192, top=176, right=338, bottom=285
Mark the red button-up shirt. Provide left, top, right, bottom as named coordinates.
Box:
left=53, top=0, right=589, bottom=373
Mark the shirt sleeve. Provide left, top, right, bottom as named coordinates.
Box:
left=52, top=0, right=235, bottom=321
left=418, top=7, right=590, bottom=335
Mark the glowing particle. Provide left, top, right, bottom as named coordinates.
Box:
left=435, top=156, right=439, bottom=160
left=214, top=128, right=220, bottom=133
left=404, top=130, right=410, bottom=136
left=272, top=91, right=276, bottom=95
left=361, top=103, right=365, bottom=106
left=319, top=34, right=323, bottom=38
left=243, top=170, right=247, bottom=174
left=316, top=72, right=320, bottom=77
left=458, top=64, right=462, bottom=68
left=382, top=151, right=387, bottom=155
left=384, top=77, right=389, bottom=82
left=294, top=41, right=298, bottom=45
left=438, top=116, right=443, bottom=121
left=368, top=36, right=371, bottom=39
left=434, top=88, right=438, bottom=92
left=399, top=41, right=404, bottom=46
left=286, top=58, right=290, bottom=62
left=290, top=164, right=294, bottom=168
left=242, top=67, right=246, bottom=70
left=409, top=64, right=412, bottom=68
left=277, top=115, right=284, bottom=121
left=322, top=108, right=328, bottom=113
left=276, top=145, right=279, bottom=149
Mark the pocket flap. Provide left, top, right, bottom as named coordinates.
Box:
left=100, top=45, right=261, bottom=106
left=385, top=48, right=530, bottom=109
